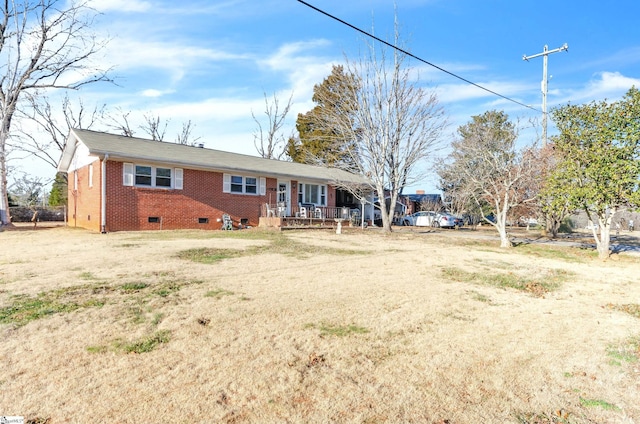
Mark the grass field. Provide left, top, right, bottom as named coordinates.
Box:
left=1, top=225, right=639, bottom=423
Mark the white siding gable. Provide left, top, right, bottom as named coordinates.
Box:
left=69, top=142, right=99, bottom=172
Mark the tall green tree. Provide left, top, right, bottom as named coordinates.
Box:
left=49, top=172, right=68, bottom=207
left=549, top=87, right=640, bottom=259
left=438, top=111, right=538, bottom=247
left=287, top=65, right=359, bottom=170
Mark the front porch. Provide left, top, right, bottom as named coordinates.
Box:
left=258, top=204, right=364, bottom=229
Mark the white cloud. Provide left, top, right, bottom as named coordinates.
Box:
left=257, top=39, right=343, bottom=111
left=141, top=89, right=174, bottom=98
left=88, top=0, right=152, bottom=13
left=552, top=71, right=640, bottom=106
left=581, top=71, right=640, bottom=99
left=107, top=39, right=249, bottom=70
left=259, top=40, right=333, bottom=72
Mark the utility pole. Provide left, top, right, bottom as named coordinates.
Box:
left=523, top=43, right=568, bottom=145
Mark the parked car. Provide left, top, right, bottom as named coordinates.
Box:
left=403, top=211, right=437, bottom=226
left=434, top=213, right=463, bottom=229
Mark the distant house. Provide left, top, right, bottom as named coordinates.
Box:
left=57, top=129, right=371, bottom=232
left=402, top=193, right=443, bottom=214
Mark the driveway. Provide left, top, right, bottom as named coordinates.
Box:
left=396, top=225, right=640, bottom=256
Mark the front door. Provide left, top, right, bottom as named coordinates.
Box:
left=277, top=181, right=290, bottom=216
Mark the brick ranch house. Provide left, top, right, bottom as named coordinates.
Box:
left=58, top=129, right=372, bottom=232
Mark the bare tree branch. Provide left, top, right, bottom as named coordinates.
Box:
left=175, top=120, right=201, bottom=146
left=0, top=0, right=111, bottom=225
left=10, top=93, right=104, bottom=170
left=141, top=113, right=167, bottom=141
left=438, top=111, right=539, bottom=247
left=316, top=27, right=447, bottom=232
left=104, top=107, right=135, bottom=137
left=252, top=91, right=293, bottom=160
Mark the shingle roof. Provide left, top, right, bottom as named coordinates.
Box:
left=59, top=129, right=369, bottom=185
left=404, top=194, right=442, bottom=203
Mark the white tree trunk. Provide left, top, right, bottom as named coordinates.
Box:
left=594, top=212, right=614, bottom=260
left=0, top=131, right=11, bottom=226
left=494, top=214, right=512, bottom=248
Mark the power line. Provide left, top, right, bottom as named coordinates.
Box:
left=296, top=0, right=540, bottom=113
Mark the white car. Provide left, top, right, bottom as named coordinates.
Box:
left=434, top=213, right=462, bottom=229
left=403, top=211, right=438, bottom=226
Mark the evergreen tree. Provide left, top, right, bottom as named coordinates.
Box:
left=49, top=172, right=68, bottom=207
left=287, top=65, right=359, bottom=170
left=7, top=192, right=18, bottom=207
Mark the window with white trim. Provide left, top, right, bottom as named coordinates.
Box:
left=123, top=163, right=182, bottom=189
left=223, top=174, right=265, bottom=195
left=297, top=183, right=327, bottom=206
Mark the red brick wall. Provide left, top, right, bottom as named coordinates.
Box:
left=104, top=162, right=278, bottom=231
left=67, top=162, right=102, bottom=232
left=68, top=160, right=340, bottom=232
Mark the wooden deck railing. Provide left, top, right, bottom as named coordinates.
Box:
left=261, top=204, right=360, bottom=222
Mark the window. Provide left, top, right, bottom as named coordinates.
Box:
left=135, top=166, right=152, bottom=186
left=223, top=174, right=266, bottom=195
left=123, top=163, right=182, bottom=189
left=155, top=167, right=171, bottom=187
left=230, top=175, right=244, bottom=193
left=298, top=183, right=327, bottom=206
left=245, top=177, right=257, bottom=194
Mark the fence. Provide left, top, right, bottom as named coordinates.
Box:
left=8, top=206, right=66, bottom=223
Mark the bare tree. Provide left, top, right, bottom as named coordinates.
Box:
left=176, top=120, right=201, bottom=146
left=104, top=107, right=136, bottom=137
left=106, top=109, right=202, bottom=145
left=10, top=94, right=105, bottom=170
left=9, top=172, right=44, bottom=207
left=419, top=196, right=444, bottom=213
left=252, top=92, right=293, bottom=160
left=438, top=111, right=538, bottom=247
left=0, top=0, right=111, bottom=226
left=319, top=26, right=447, bottom=232
left=141, top=113, right=167, bottom=141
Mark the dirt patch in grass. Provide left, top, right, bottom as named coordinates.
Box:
left=1, top=227, right=639, bottom=423
left=605, top=303, right=640, bottom=319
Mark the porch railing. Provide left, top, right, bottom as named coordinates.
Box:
left=261, top=204, right=360, bottom=222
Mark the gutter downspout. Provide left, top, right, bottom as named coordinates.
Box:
left=101, top=154, right=108, bottom=234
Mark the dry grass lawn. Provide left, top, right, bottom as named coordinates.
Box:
left=1, top=225, right=639, bottom=423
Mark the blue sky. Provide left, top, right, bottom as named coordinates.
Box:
left=13, top=0, right=640, bottom=193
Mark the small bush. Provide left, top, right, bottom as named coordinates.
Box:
left=558, top=217, right=575, bottom=234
